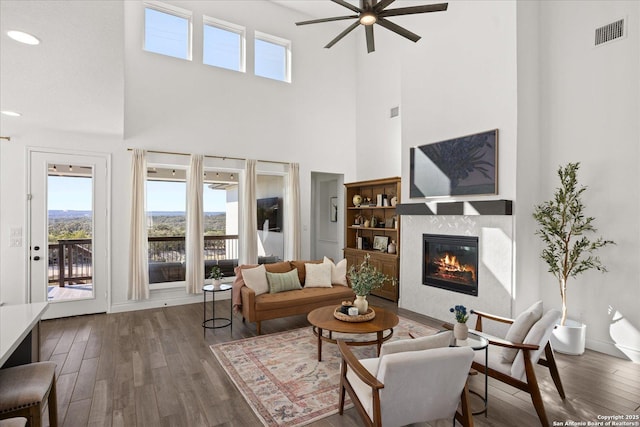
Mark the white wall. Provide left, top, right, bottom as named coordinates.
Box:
left=537, top=1, right=640, bottom=360
left=0, top=1, right=358, bottom=313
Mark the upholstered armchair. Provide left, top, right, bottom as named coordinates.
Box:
left=337, top=331, right=475, bottom=427
left=470, top=302, right=566, bottom=426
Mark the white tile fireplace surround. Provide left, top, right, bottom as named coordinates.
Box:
left=399, top=213, right=514, bottom=335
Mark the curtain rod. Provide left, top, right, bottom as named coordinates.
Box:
left=126, top=148, right=289, bottom=165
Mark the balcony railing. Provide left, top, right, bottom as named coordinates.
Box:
left=49, top=235, right=241, bottom=286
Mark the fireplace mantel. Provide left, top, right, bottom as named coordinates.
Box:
left=396, top=200, right=512, bottom=216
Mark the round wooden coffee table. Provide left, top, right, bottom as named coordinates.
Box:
left=307, top=305, right=399, bottom=361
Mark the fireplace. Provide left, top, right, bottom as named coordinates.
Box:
left=423, top=234, right=478, bottom=296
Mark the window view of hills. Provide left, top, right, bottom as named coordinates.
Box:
left=48, top=210, right=227, bottom=242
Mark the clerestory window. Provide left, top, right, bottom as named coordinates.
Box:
left=203, top=17, right=245, bottom=72
left=144, top=1, right=192, bottom=60
left=254, top=31, right=291, bottom=83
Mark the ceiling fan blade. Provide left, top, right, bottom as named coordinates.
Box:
left=365, top=25, right=375, bottom=53
left=325, top=21, right=361, bottom=48
left=296, top=15, right=358, bottom=25
left=374, top=0, right=395, bottom=12
left=379, top=3, right=448, bottom=17
left=331, top=0, right=362, bottom=14
left=377, top=18, right=421, bottom=42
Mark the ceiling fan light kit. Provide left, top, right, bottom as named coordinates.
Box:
left=296, top=0, right=448, bottom=53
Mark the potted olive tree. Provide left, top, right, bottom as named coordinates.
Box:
left=533, top=162, right=614, bottom=355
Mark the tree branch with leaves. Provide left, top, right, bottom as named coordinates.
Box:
left=533, top=162, right=614, bottom=326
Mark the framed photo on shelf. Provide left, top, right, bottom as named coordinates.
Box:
left=373, top=235, right=389, bottom=252
left=385, top=217, right=395, bottom=229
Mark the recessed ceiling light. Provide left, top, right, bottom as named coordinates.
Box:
left=7, top=30, right=40, bottom=45
left=1, top=110, right=22, bottom=117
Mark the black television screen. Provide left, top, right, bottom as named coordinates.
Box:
left=410, top=129, right=498, bottom=198
left=257, top=197, right=282, bottom=232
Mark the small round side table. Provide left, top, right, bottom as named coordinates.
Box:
left=451, top=332, right=489, bottom=416
left=202, top=283, right=232, bottom=337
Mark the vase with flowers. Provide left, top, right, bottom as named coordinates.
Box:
left=348, top=254, right=391, bottom=314
left=450, top=305, right=472, bottom=340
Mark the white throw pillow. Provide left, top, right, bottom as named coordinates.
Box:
left=242, top=264, right=269, bottom=296
left=304, top=262, right=333, bottom=288
left=323, top=256, right=348, bottom=286
left=502, top=300, right=544, bottom=363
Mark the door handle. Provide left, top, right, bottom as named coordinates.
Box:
left=34, top=245, right=40, bottom=251
left=33, top=256, right=41, bottom=261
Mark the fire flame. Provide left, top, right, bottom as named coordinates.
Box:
left=437, top=253, right=476, bottom=283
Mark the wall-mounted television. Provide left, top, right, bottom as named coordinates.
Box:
left=410, top=129, right=498, bottom=198
left=257, top=197, right=282, bottom=232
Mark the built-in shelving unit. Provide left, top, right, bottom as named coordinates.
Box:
left=344, top=177, right=401, bottom=302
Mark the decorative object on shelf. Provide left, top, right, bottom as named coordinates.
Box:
left=209, top=265, right=224, bottom=287
left=450, top=304, right=471, bottom=340
left=533, top=162, right=614, bottom=355
left=352, top=194, right=363, bottom=207
left=363, top=219, right=370, bottom=228
left=387, top=240, right=396, bottom=254
left=370, top=216, right=377, bottom=228
left=390, top=195, right=398, bottom=207
left=348, top=254, right=390, bottom=313
left=330, top=197, right=338, bottom=222
left=373, top=235, right=389, bottom=252
left=385, top=217, right=395, bottom=229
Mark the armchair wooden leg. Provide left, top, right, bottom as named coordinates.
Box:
left=524, top=352, right=550, bottom=427
left=339, top=363, right=347, bottom=415
left=49, top=376, right=59, bottom=427
left=544, top=343, right=566, bottom=399
left=455, top=381, right=474, bottom=427
left=256, top=321, right=261, bottom=335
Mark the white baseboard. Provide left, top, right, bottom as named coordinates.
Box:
left=586, top=338, right=640, bottom=362
left=110, top=291, right=230, bottom=314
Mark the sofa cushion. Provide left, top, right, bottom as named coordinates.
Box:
left=502, top=301, right=543, bottom=363
left=267, top=269, right=302, bottom=294
left=242, top=264, right=269, bottom=296
left=290, top=260, right=323, bottom=285
left=323, top=256, right=348, bottom=286
left=304, top=262, right=333, bottom=288
left=254, top=286, right=354, bottom=311
left=264, top=261, right=293, bottom=274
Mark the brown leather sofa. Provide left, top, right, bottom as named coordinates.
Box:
left=234, top=260, right=354, bottom=334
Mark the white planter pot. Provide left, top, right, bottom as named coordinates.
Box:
left=551, top=319, right=586, bottom=355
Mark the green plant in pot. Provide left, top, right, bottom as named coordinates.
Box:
left=347, top=254, right=390, bottom=314
left=533, top=162, right=614, bottom=354
left=209, top=266, right=224, bottom=286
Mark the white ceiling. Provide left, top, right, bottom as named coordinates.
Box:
left=0, top=1, right=124, bottom=137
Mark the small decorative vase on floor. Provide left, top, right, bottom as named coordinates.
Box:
left=353, top=295, right=368, bottom=314
left=454, top=322, right=469, bottom=340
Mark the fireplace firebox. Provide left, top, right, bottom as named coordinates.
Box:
left=423, top=234, right=478, bottom=296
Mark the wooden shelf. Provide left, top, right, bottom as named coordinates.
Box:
left=348, top=226, right=397, bottom=231
left=344, top=177, right=401, bottom=302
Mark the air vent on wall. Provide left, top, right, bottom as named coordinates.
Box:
left=595, top=18, right=625, bottom=46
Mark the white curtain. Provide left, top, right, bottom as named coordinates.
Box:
left=128, top=149, right=150, bottom=300
left=285, top=162, right=301, bottom=260
left=240, top=159, right=258, bottom=264
left=185, top=154, right=204, bottom=294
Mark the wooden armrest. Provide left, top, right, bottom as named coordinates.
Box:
left=337, top=340, right=384, bottom=390
left=471, top=330, right=539, bottom=351
left=472, top=310, right=514, bottom=324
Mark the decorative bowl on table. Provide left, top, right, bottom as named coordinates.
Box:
left=334, top=306, right=376, bottom=322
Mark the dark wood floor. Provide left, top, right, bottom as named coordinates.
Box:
left=37, top=296, right=640, bottom=427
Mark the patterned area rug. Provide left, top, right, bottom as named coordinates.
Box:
left=210, top=316, right=439, bottom=427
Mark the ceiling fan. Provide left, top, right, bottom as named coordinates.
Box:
left=295, top=0, right=448, bottom=53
